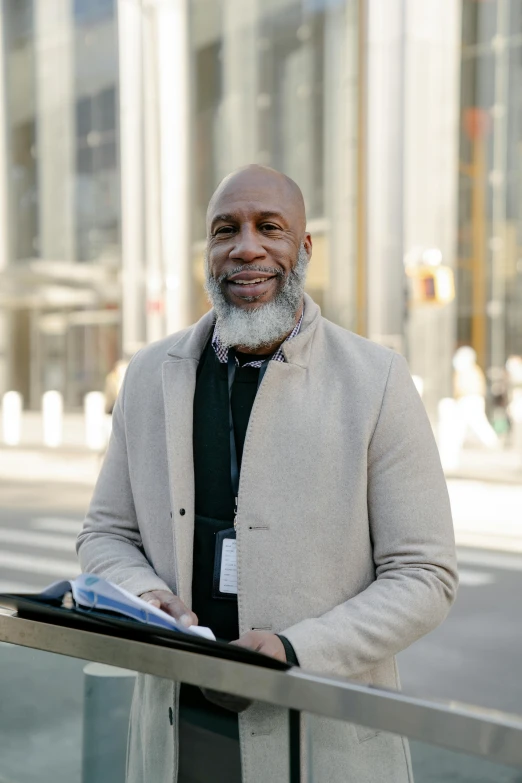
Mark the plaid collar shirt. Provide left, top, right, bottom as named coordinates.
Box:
left=211, top=310, right=304, bottom=368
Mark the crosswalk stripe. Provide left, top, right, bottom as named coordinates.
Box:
left=31, top=517, right=84, bottom=534
left=457, top=547, right=522, bottom=572
left=458, top=568, right=495, bottom=586
left=0, top=528, right=78, bottom=552
left=0, top=551, right=80, bottom=578
left=0, top=579, right=38, bottom=594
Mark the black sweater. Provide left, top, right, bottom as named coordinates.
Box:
left=179, top=339, right=296, bottom=736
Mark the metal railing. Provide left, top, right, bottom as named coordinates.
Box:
left=1, top=609, right=522, bottom=774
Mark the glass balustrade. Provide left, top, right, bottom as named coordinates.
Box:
left=1, top=611, right=522, bottom=783
left=303, top=713, right=522, bottom=783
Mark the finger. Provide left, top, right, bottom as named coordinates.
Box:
left=143, top=597, right=161, bottom=608
left=161, top=595, right=198, bottom=627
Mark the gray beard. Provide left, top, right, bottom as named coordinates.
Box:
left=204, top=244, right=309, bottom=350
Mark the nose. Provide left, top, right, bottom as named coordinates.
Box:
left=229, top=225, right=266, bottom=264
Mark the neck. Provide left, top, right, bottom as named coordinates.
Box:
left=233, top=302, right=303, bottom=355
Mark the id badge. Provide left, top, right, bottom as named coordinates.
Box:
left=212, top=527, right=237, bottom=600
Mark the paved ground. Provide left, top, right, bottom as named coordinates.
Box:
left=1, top=467, right=522, bottom=781
left=5, top=408, right=522, bottom=482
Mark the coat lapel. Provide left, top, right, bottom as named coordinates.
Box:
left=162, top=309, right=214, bottom=606
left=162, top=358, right=197, bottom=606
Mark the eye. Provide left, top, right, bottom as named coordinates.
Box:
left=261, top=223, right=281, bottom=231
left=214, top=226, right=236, bottom=236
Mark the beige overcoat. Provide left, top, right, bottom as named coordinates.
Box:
left=77, top=295, right=458, bottom=783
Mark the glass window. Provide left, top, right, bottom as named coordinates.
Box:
left=189, top=0, right=359, bottom=328
left=457, top=1, right=522, bottom=371
left=257, top=1, right=325, bottom=219
left=1, top=0, right=121, bottom=409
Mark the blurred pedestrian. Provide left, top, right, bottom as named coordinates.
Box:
left=506, top=355, right=522, bottom=458
left=103, top=360, right=128, bottom=415
left=453, top=346, right=499, bottom=448
left=488, top=365, right=511, bottom=439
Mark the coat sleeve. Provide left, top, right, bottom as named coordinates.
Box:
left=76, top=357, right=171, bottom=597
left=282, top=353, right=459, bottom=678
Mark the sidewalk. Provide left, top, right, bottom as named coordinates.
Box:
left=444, top=444, right=522, bottom=485
left=5, top=411, right=110, bottom=451
left=0, top=441, right=521, bottom=556
left=447, top=479, right=522, bottom=554
left=0, top=412, right=108, bottom=485
left=0, top=447, right=102, bottom=485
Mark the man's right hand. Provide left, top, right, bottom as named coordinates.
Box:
left=141, top=590, right=250, bottom=713
left=140, top=590, right=198, bottom=628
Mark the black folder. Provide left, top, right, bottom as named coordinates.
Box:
left=0, top=592, right=290, bottom=671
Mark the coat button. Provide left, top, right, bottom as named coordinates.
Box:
left=179, top=508, right=186, bottom=516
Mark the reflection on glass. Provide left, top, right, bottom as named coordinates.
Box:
left=0, top=644, right=87, bottom=783
left=303, top=713, right=522, bottom=783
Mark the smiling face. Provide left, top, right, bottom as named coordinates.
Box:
left=204, top=166, right=312, bottom=354
left=206, top=166, right=311, bottom=311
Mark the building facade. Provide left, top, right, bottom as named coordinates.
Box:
left=0, top=0, right=120, bottom=410
left=457, top=0, right=522, bottom=376
left=0, top=0, right=521, bottom=420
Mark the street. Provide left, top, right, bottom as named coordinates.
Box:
left=1, top=474, right=522, bottom=781
left=0, top=478, right=89, bottom=783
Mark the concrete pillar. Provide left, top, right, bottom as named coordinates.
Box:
left=219, top=0, right=259, bottom=177
left=489, top=0, right=510, bottom=372
left=366, top=0, right=406, bottom=353
left=82, top=663, right=136, bottom=783
left=154, top=0, right=191, bottom=335
left=142, top=4, right=166, bottom=343
left=34, top=0, right=76, bottom=262
left=323, top=0, right=359, bottom=331
left=366, top=0, right=461, bottom=420
left=0, top=1, right=10, bottom=397
left=402, top=0, right=461, bottom=419
left=0, top=0, right=9, bottom=273
left=117, top=0, right=146, bottom=357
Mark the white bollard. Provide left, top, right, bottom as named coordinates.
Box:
left=84, top=392, right=108, bottom=451
left=437, top=397, right=462, bottom=472
left=82, top=663, right=136, bottom=783
left=2, top=391, right=22, bottom=446
left=42, top=390, right=63, bottom=448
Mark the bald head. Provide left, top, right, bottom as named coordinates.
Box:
left=204, top=163, right=313, bottom=346
left=206, top=164, right=307, bottom=236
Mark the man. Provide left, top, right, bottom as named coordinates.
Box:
left=77, top=165, right=458, bottom=783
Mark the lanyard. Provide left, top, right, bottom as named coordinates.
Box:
left=227, top=350, right=270, bottom=528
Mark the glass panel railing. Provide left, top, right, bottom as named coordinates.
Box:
left=409, top=740, right=522, bottom=783
left=0, top=637, right=298, bottom=783
left=2, top=612, right=522, bottom=783
left=0, top=642, right=88, bottom=783
left=303, top=713, right=522, bottom=783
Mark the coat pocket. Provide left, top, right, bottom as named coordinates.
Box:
left=351, top=670, right=381, bottom=743
left=354, top=722, right=382, bottom=743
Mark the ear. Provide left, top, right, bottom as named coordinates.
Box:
left=303, top=232, right=312, bottom=260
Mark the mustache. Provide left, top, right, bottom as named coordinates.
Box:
left=216, top=265, right=286, bottom=285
